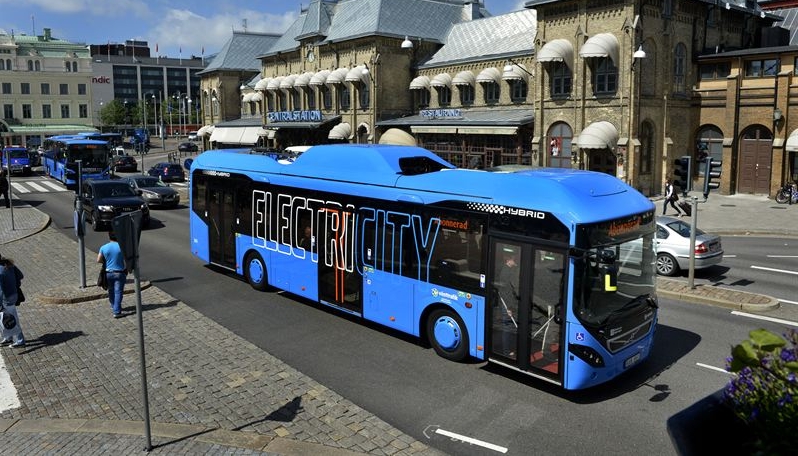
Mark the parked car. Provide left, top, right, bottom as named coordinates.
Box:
left=78, top=179, right=150, bottom=231
left=187, top=131, right=199, bottom=141
left=147, top=162, right=186, bottom=182
left=178, top=142, right=199, bottom=153
left=655, top=216, right=723, bottom=276
left=111, top=155, right=138, bottom=172
left=122, top=176, right=180, bottom=208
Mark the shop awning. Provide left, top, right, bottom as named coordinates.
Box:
left=579, top=33, right=620, bottom=65
left=251, top=92, right=262, bottom=102
left=260, top=129, right=277, bottom=139
left=279, top=74, right=298, bottom=90
left=326, top=67, right=349, bottom=85
left=242, top=93, right=253, bottom=102
left=294, top=71, right=314, bottom=88
left=309, top=69, right=331, bottom=86
left=409, top=75, right=431, bottom=90
left=538, top=39, right=574, bottom=69
left=457, top=126, right=518, bottom=135
left=266, top=76, right=284, bottom=91
left=345, top=65, right=368, bottom=84
left=786, top=129, right=798, bottom=151
left=431, top=73, right=452, bottom=88
left=254, top=78, right=270, bottom=91
left=239, top=127, right=265, bottom=145
left=210, top=127, right=245, bottom=144
left=576, top=121, right=618, bottom=149
left=476, top=67, right=501, bottom=84
left=378, top=128, right=417, bottom=146
left=411, top=126, right=458, bottom=134
left=502, top=64, right=529, bottom=83
left=197, top=125, right=213, bottom=137
left=452, top=70, right=475, bottom=86
left=7, top=124, right=97, bottom=134
left=328, top=122, right=352, bottom=140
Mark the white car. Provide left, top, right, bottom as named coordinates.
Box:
left=187, top=131, right=199, bottom=141
left=655, top=216, right=723, bottom=276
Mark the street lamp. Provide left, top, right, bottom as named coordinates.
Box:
left=151, top=94, right=157, bottom=138
left=187, top=98, right=193, bottom=130
left=143, top=96, right=148, bottom=136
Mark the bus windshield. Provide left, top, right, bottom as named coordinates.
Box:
left=8, top=150, right=28, bottom=159
left=67, top=144, right=109, bottom=168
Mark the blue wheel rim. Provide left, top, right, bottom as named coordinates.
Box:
left=433, top=316, right=461, bottom=351
left=248, top=258, right=264, bottom=284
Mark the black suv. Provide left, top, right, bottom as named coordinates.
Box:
left=147, top=162, right=186, bottom=182
left=78, top=179, right=150, bottom=231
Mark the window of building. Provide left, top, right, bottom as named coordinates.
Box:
left=510, top=79, right=528, bottom=102
left=65, top=61, right=72, bottom=72
left=305, top=88, right=316, bottom=111
left=60, top=83, right=69, bottom=95
left=78, top=83, right=87, bottom=95
left=547, top=122, right=573, bottom=169
left=483, top=82, right=500, bottom=104
left=292, top=90, right=300, bottom=111
left=746, top=58, right=779, bottom=77
left=0, top=60, right=4, bottom=70
left=61, top=104, right=70, bottom=118
left=592, top=58, right=617, bottom=95
left=339, top=85, right=350, bottom=110
left=550, top=62, right=572, bottom=97
left=358, top=83, right=370, bottom=110
left=414, top=89, right=430, bottom=109
left=72, top=61, right=78, bottom=72
left=459, top=84, right=474, bottom=105
left=3, top=104, right=12, bottom=119
left=700, top=62, right=731, bottom=80
left=42, top=104, right=51, bottom=118
left=640, top=120, right=654, bottom=174
left=278, top=92, right=287, bottom=111
left=673, top=43, right=687, bottom=93
left=41, top=83, right=50, bottom=95
left=79, top=104, right=88, bottom=118
left=321, top=85, right=332, bottom=110
left=437, top=86, right=451, bottom=106
left=1, top=82, right=10, bottom=94
left=21, top=83, right=30, bottom=94
left=22, top=104, right=32, bottom=119
left=5, top=59, right=9, bottom=70
left=27, top=60, right=33, bottom=71
left=695, top=126, right=724, bottom=173
left=34, top=60, right=40, bottom=71
left=266, top=92, right=274, bottom=112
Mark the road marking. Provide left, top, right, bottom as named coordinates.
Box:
left=750, top=265, right=798, bottom=276
left=778, top=298, right=798, bottom=306
left=434, top=428, right=508, bottom=454
left=724, top=255, right=737, bottom=258
left=696, top=362, right=731, bottom=375
left=10, top=183, right=30, bottom=193
left=767, top=255, right=798, bottom=258
left=26, top=182, right=49, bottom=192
left=42, top=181, right=64, bottom=191
left=0, top=354, right=22, bottom=412
left=731, top=311, right=798, bottom=328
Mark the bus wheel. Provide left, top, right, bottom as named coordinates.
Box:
left=244, top=252, right=269, bottom=291
left=426, top=308, right=469, bottom=362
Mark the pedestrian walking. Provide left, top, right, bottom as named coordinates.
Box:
left=663, top=179, right=683, bottom=217
left=0, top=169, right=10, bottom=208
left=0, top=254, right=26, bottom=348
left=97, top=231, right=127, bottom=318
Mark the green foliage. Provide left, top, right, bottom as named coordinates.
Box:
left=98, top=99, right=127, bottom=127
left=724, top=329, right=798, bottom=454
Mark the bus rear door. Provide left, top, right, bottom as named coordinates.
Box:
left=206, top=184, right=237, bottom=269
left=489, top=238, right=566, bottom=383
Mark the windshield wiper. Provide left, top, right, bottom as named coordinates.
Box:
left=599, top=294, right=652, bottom=325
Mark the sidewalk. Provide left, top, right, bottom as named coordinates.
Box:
left=0, top=192, right=790, bottom=453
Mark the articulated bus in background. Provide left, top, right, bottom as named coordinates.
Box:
left=187, top=144, right=658, bottom=390
left=41, top=136, right=111, bottom=187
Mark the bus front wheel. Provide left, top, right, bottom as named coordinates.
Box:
left=244, top=252, right=269, bottom=291
left=426, top=308, right=469, bottom=362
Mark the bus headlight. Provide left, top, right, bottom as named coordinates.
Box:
left=569, top=344, right=606, bottom=367
left=98, top=205, right=114, bottom=212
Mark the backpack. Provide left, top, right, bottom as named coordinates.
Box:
left=13, top=265, right=24, bottom=305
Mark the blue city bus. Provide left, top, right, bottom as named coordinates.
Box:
left=41, top=136, right=111, bottom=187
left=76, top=132, right=124, bottom=148
left=2, top=145, right=33, bottom=176
left=188, top=144, right=658, bottom=390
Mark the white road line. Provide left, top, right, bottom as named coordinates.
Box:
left=10, top=183, right=30, bottom=193
left=42, top=181, right=65, bottom=191
left=696, top=362, right=732, bottom=375
left=724, top=255, right=737, bottom=258
left=750, top=265, right=798, bottom=276
left=767, top=255, right=798, bottom=258
left=778, top=298, right=798, bottom=306
left=435, top=428, right=508, bottom=454
left=0, top=355, right=22, bottom=412
left=25, top=182, right=49, bottom=192
left=731, top=311, right=798, bottom=328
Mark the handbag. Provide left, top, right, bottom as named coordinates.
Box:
left=671, top=192, right=679, bottom=202
left=97, top=260, right=108, bottom=290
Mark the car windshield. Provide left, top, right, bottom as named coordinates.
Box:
left=95, top=183, right=136, bottom=198
left=134, top=177, right=166, bottom=187
left=662, top=219, right=706, bottom=237
left=68, top=144, right=109, bottom=168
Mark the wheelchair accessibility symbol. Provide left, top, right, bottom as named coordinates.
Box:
left=575, top=332, right=585, bottom=342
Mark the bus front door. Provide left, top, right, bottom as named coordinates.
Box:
left=207, top=186, right=236, bottom=269
left=490, top=239, right=565, bottom=382
left=317, top=207, right=362, bottom=314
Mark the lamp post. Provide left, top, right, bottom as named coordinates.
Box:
left=143, top=96, right=148, bottom=136
left=187, top=98, right=193, bottom=131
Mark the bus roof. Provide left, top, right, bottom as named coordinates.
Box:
left=193, top=144, right=654, bottom=225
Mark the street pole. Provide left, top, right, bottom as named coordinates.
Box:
left=688, top=195, right=698, bottom=290
left=76, top=160, right=86, bottom=288
left=4, top=150, right=14, bottom=229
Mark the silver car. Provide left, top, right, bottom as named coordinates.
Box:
left=123, top=176, right=180, bottom=208
left=655, top=216, right=723, bottom=276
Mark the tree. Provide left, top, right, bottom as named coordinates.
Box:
left=98, top=99, right=127, bottom=128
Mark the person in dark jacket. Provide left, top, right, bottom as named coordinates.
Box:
left=663, top=179, right=683, bottom=217
left=0, top=254, right=26, bottom=348
left=0, top=169, right=10, bottom=208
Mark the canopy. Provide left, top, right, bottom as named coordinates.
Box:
left=576, top=121, right=618, bottom=149
left=266, top=76, right=284, bottom=91
left=328, top=122, right=352, bottom=140
left=538, top=39, right=574, bottom=69
left=452, top=70, right=475, bottom=86
left=345, top=65, right=368, bottom=84
left=476, top=67, right=501, bottom=84
left=279, top=74, right=298, bottom=90
left=242, top=93, right=253, bottom=102
left=254, top=78, right=270, bottom=91
left=326, top=67, right=349, bottom=85
left=431, top=73, right=452, bottom=88
left=787, top=129, right=798, bottom=151
left=294, top=71, right=314, bottom=88
left=378, top=128, right=416, bottom=146
left=309, top=69, right=331, bottom=86
left=502, top=63, right=530, bottom=83
left=579, top=33, right=620, bottom=65
left=409, top=75, right=431, bottom=90
left=251, top=92, right=262, bottom=102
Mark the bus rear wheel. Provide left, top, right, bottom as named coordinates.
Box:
left=244, top=252, right=269, bottom=291
left=426, top=308, right=469, bottom=362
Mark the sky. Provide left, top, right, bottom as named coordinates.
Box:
left=0, top=0, right=527, bottom=59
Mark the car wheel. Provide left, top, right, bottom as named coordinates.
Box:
left=244, top=251, right=270, bottom=291
left=426, top=308, right=469, bottom=362
left=91, top=211, right=102, bottom=231
left=656, top=253, right=679, bottom=276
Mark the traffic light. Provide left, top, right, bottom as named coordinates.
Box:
left=702, top=156, right=722, bottom=198
left=673, top=156, right=693, bottom=193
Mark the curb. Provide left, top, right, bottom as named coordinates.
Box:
left=36, top=280, right=152, bottom=305
left=657, top=278, right=780, bottom=311
left=0, top=209, right=51, bottom=245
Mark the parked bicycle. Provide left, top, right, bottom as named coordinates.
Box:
left=775, top=181, right=798, bottom=204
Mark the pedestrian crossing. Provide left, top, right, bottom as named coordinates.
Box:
left=10, top=179, right=68, bottom=193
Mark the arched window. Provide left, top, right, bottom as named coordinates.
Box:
left=0, top=60, right=4, bottom=70
left=321, top=85, right=332, bottom=110
left=550, top=62, right=572, bottom=97
left=4, top=59, right=10, bottom=70
left=414, top=89, right=430, bottom=109
left=339, top=85, right=350, bottom=110
left=292, top=90, right=300, bottom=111
left=673, top=43, right=687, bottom=94
left=27, top=60, right=33, bottom=71
left=266, top=92, right=274, bottom=112
left=34, top=60, right=41, bottom=71
left=640, top=120, right=654, bottom=174
left=306, top=88, right=316, bottom=111
left=695, top=125, right=724, bottom=176
left=547, top=122, right=573, bottom=169
left=65, top=61, right=71, bottom=72
left=358, top=83, right=370, bottom=110
left=72, top=61, right=78, bottom=72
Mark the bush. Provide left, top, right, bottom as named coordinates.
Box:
left=724, top=328, right=798, bottom=454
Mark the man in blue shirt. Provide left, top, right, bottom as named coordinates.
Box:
left=0, top=254, right=25, bottom=347
left=97, top=232, right=127, bottom=318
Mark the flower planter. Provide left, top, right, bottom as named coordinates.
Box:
left=667, top=390, right=752, bottom=455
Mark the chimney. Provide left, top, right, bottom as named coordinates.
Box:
left=464, top=1, right=480, bottom=20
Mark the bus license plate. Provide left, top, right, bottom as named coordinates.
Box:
left=624, top=352, right=641, bottom=369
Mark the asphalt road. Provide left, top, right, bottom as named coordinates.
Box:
left=16, top=171, right=798, bottom=455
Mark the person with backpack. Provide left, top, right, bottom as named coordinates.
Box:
left=0, top=254, right=26, bottom=348
left=0, top=169, right=10, bottom=208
